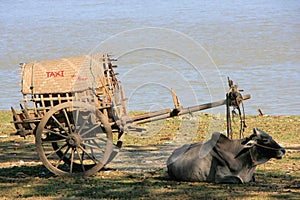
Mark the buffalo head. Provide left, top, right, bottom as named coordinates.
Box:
left=242, top=128, right=286, bottom=165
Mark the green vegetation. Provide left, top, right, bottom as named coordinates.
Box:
left=0, top=111, right=299, bottom=199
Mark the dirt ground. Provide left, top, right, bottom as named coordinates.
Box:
left=1, top=112, right=299, bottom=199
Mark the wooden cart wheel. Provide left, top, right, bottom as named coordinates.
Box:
left=35, top=101, right=113, bottom=177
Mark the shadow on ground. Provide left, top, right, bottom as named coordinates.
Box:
left=0, top=138, right=299, bottom=199
left=0, top=164, right=299, bottom=199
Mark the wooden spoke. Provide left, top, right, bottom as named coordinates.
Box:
left=87, top=140, right=95, bottom=161
left=70, top=148, right=75, bottom=173
left=63, top=108, right=72, bottom=133
left=55, top=146, right=71, bottom=168
left=51, top=115, right=66, bottom=131
left=78, top=145, right=98, bottom=164
left=91, top=139, right=105, bottom=150
left=42, top=138, right=65, bottom=143
left=42, top=128, right=68, bottom=139
left=77, top=113, right=92, bottom=135
left=81, top=141, right=104, bottom=152
left=82, top=136, right=107, bottom=143
left=46, top=143, right=68, bottom=159
left=80, top=123, right=101, bottom=137
left=74, top=109, right=79, bottom=128
left=76, top=148, right=86, bottom=172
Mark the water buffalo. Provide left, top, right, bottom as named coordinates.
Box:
left=167, top=128, right=285, bottom=183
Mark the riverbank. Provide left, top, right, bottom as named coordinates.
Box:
left=0, top=110, right=299, bottom=199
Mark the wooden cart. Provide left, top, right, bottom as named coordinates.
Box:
left=11, top=54, right=250, bottom=177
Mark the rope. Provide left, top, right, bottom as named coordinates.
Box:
left=249, top=143, right=282, bottom=166
left=89, top=55, right=97, bottom=98
left=249, top=148, right=255, bottom=165
left=188, top=107, right=193, bottom=116
left=30, top=63, right=35, bottom=97
left=254, top=143, right=283, bottom=151
left=240, top=101, right=246, bottom=138
left=89, top=54, right=112, bottom=100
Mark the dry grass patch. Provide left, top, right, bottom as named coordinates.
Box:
left=0, top=111, right=299, bottom=199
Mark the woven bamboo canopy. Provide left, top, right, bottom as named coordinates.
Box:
left=21, top=54, right=108, bottom=94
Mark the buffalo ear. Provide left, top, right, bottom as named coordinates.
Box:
left=254, top=128, right=264, bottom=135
left=244, top=140, right=256, bottom=148
left=253, top=128, right=265, bottom=139
left=241, top=138, right=250, bottom=145
left=253, top=128, right=259, bottom=135
left=235, top=139, right=256, bottom=158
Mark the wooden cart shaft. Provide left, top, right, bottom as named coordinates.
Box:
left=129, top=94, right=251, bottom=125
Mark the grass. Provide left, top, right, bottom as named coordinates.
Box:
left=0, top=110, right=299, bottom=199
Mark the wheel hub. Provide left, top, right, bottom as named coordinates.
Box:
left=67, top=133, right=82, bottom=147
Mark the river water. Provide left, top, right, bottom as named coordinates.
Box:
left=1, top=0, right=299, bottom=115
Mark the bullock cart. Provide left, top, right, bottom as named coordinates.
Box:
left=11, top=54, right=250, bottom=177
